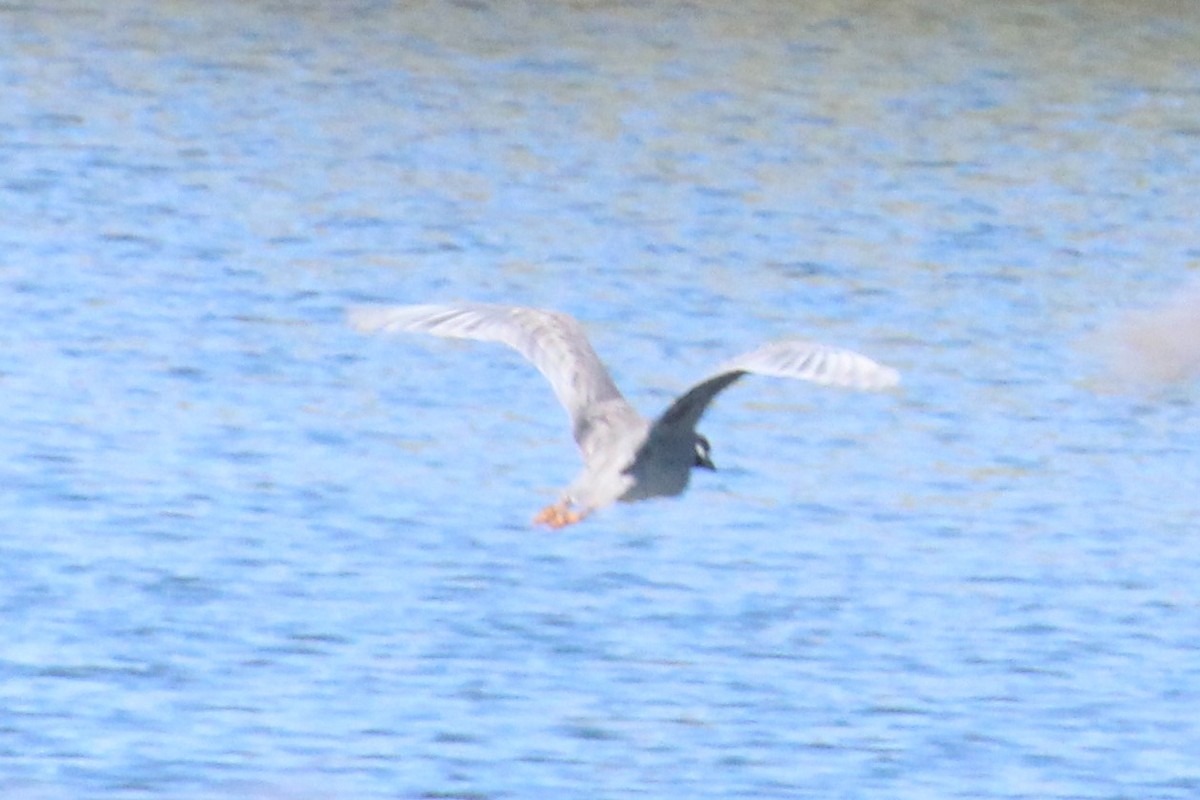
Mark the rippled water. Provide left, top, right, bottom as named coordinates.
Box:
left=4, top=2, right=1200, bottom=798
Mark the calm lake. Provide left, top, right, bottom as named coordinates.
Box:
left=3, top=2, right=1200, bottom=798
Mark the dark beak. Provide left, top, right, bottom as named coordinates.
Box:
left=697, top=455, right=716, bottom=471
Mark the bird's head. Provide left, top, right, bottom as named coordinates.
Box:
left=693, top=434, right=716, bottom=471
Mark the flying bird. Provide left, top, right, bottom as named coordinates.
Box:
left=349, top=303, right=899, bottom=528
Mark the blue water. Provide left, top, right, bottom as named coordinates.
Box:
left=4, top=2, right=1200, bottom=798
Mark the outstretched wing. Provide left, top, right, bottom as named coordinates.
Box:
left=650, top=339, right=900, bottom=434
left=348, top=303, right=632, bottom=448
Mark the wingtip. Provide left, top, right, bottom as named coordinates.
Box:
left=346, top=304, right=396, bottom=334
left=875, top=365, right=902, bottom=390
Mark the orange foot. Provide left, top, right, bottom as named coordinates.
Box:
left=532, top=502, right=589, bottom=529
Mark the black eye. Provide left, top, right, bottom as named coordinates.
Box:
left=693, top=436, right=712, bottom=465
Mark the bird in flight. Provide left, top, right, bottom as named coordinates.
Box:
left=349, top=303, right=899, bottom=528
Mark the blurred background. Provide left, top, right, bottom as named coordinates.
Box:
left=2, top=2, right=1200, bottom=798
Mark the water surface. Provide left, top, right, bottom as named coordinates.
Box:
left=3, top=2, right=1200, bottom=798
